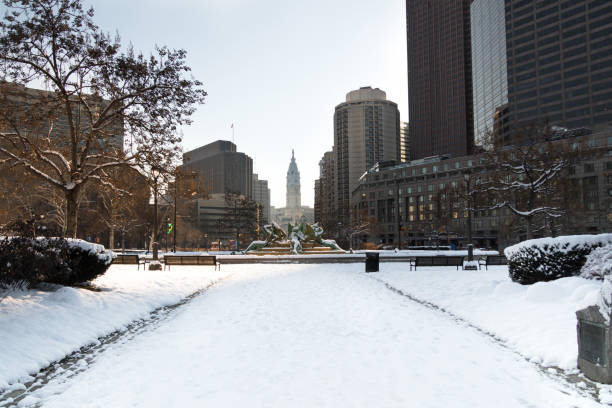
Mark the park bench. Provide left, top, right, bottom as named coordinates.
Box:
left=410, top=256, right=465, bottom=271
left=481, top=255, right=508, bottom=270
left=163, top=255, right=219, bottom=271
left=112, top=254, right=147, bottom=270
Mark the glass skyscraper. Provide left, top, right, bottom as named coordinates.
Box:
left=406, top=0, right=474, bottom=160
left=471, top=0, right=508, bottom=143
left=504, top=0, right=612, bottom=137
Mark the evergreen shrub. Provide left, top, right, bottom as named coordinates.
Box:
left=580, top=244, right=612, bottom=280
left=504, top=234, right=612, bottom=285
left=0, top=237, right=114, bottom=287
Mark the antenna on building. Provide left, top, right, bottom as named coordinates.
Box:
left=231, top=123, right=235, bottom=145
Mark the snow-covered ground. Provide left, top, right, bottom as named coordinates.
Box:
left=0, top=263, right=604, bottom=407
left=374, top=265, right=601, bottom=370
left=0, top=265, right=228, bottom=390
left=1, top=262, right=607, bottom=407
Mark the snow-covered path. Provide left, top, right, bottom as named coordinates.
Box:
left=33, top=265, right=600, bottom=407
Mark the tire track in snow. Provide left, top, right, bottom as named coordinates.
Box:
left=369, top=275, right=604, bottom=405
left=0, top=276, right=231, bottom=408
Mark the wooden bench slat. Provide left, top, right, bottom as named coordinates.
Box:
left=163, top=255, right=219, bottom=270
left=411, top=256, right=466, bottom=270
left=112, top=254, right=146, bottom=269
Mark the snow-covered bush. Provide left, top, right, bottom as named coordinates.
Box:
left=580, top=244, right=612, bottom=280
left=0, top=237, right=114, bottom=287
left=504, top=234, right=612, bottom=285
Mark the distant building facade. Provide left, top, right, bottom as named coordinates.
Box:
left=252, top=173, right=271, bottom=226
left=407, top=0, right=474, bottom=159
left=471, top=0, right=508, bottom=143
left=334, top=87, right=401, bottom=227
left=352, top=128, right=612, bottom=249
left=314, top=150, right=336, bottom=233
left=179, top=140, right=258, bottom=248
left=400, top=122, right=409, bottom=162
left=181, top=140, right=253, bottom=199
left=503, top=0, right=612, bottom=141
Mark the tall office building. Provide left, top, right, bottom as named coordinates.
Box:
left=334, top=87, right=400, bottom=226
left=407, top=0, right=474, bottom=159
left=181, top=140, right=253, bottom=199
left=252, top=173, right=271, bottom=225
left=400, top=122, right=410, bottom=162
left=314, top=150, right=336, bottom=233
left=471, top=0, right=508, bottom=143
left=504, top=0, right=612, bottom=137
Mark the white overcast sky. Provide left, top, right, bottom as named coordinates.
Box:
left=88, top=0, right=408, bottom=207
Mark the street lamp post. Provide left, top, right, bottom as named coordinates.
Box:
left=152, top=168, right=160, bottom=261
left=464, top=172, right=474, bottom=261
left=173, top=178, right=177, bottom=253
left=395, top=174, right=402, bottom=250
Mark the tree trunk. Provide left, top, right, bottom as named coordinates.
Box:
left=525, top=216, right=533, bottom=240
left=65, top=188, right=80, bottom=238
left=109, top=228, right=115, bottom=250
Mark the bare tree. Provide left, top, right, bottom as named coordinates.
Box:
left=480, top=126, right=581, bottom=239
left=0, top=0, right=206, bottom=237
left=221, top=193, right=259, bottom=251
left=0, top=165, right=69, bottom=234
left=92, top=166, right=149, bottom=250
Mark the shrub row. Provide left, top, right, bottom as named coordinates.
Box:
left=0, top=237, right=114, bottom=287
left=504, top=234, right=612, bottom=285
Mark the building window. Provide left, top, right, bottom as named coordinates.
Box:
left=585, top=163, right=595, bottom=173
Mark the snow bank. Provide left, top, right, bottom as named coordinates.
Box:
left=598, top=275, right=612, bottom=324
left=581, top=244, right=612, bottom=281
left=0, top=265, right=228, bottom=390
left=377, top=265, right=601, bottom=370
left=504, top=234, right=612, bottom=258
left=63, top=238, right=115, bottom=265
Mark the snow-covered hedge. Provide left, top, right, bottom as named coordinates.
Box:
left=504, top=234, right=612, bottom=285
left=580, top=244, right=612, bottom=280
left=0, top=237, right=115, bottom=287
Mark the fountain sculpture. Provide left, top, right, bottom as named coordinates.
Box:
left=245, top=222, right=344, bottom=255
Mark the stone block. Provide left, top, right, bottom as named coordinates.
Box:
left=576, top=305, right=612, bottom=383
